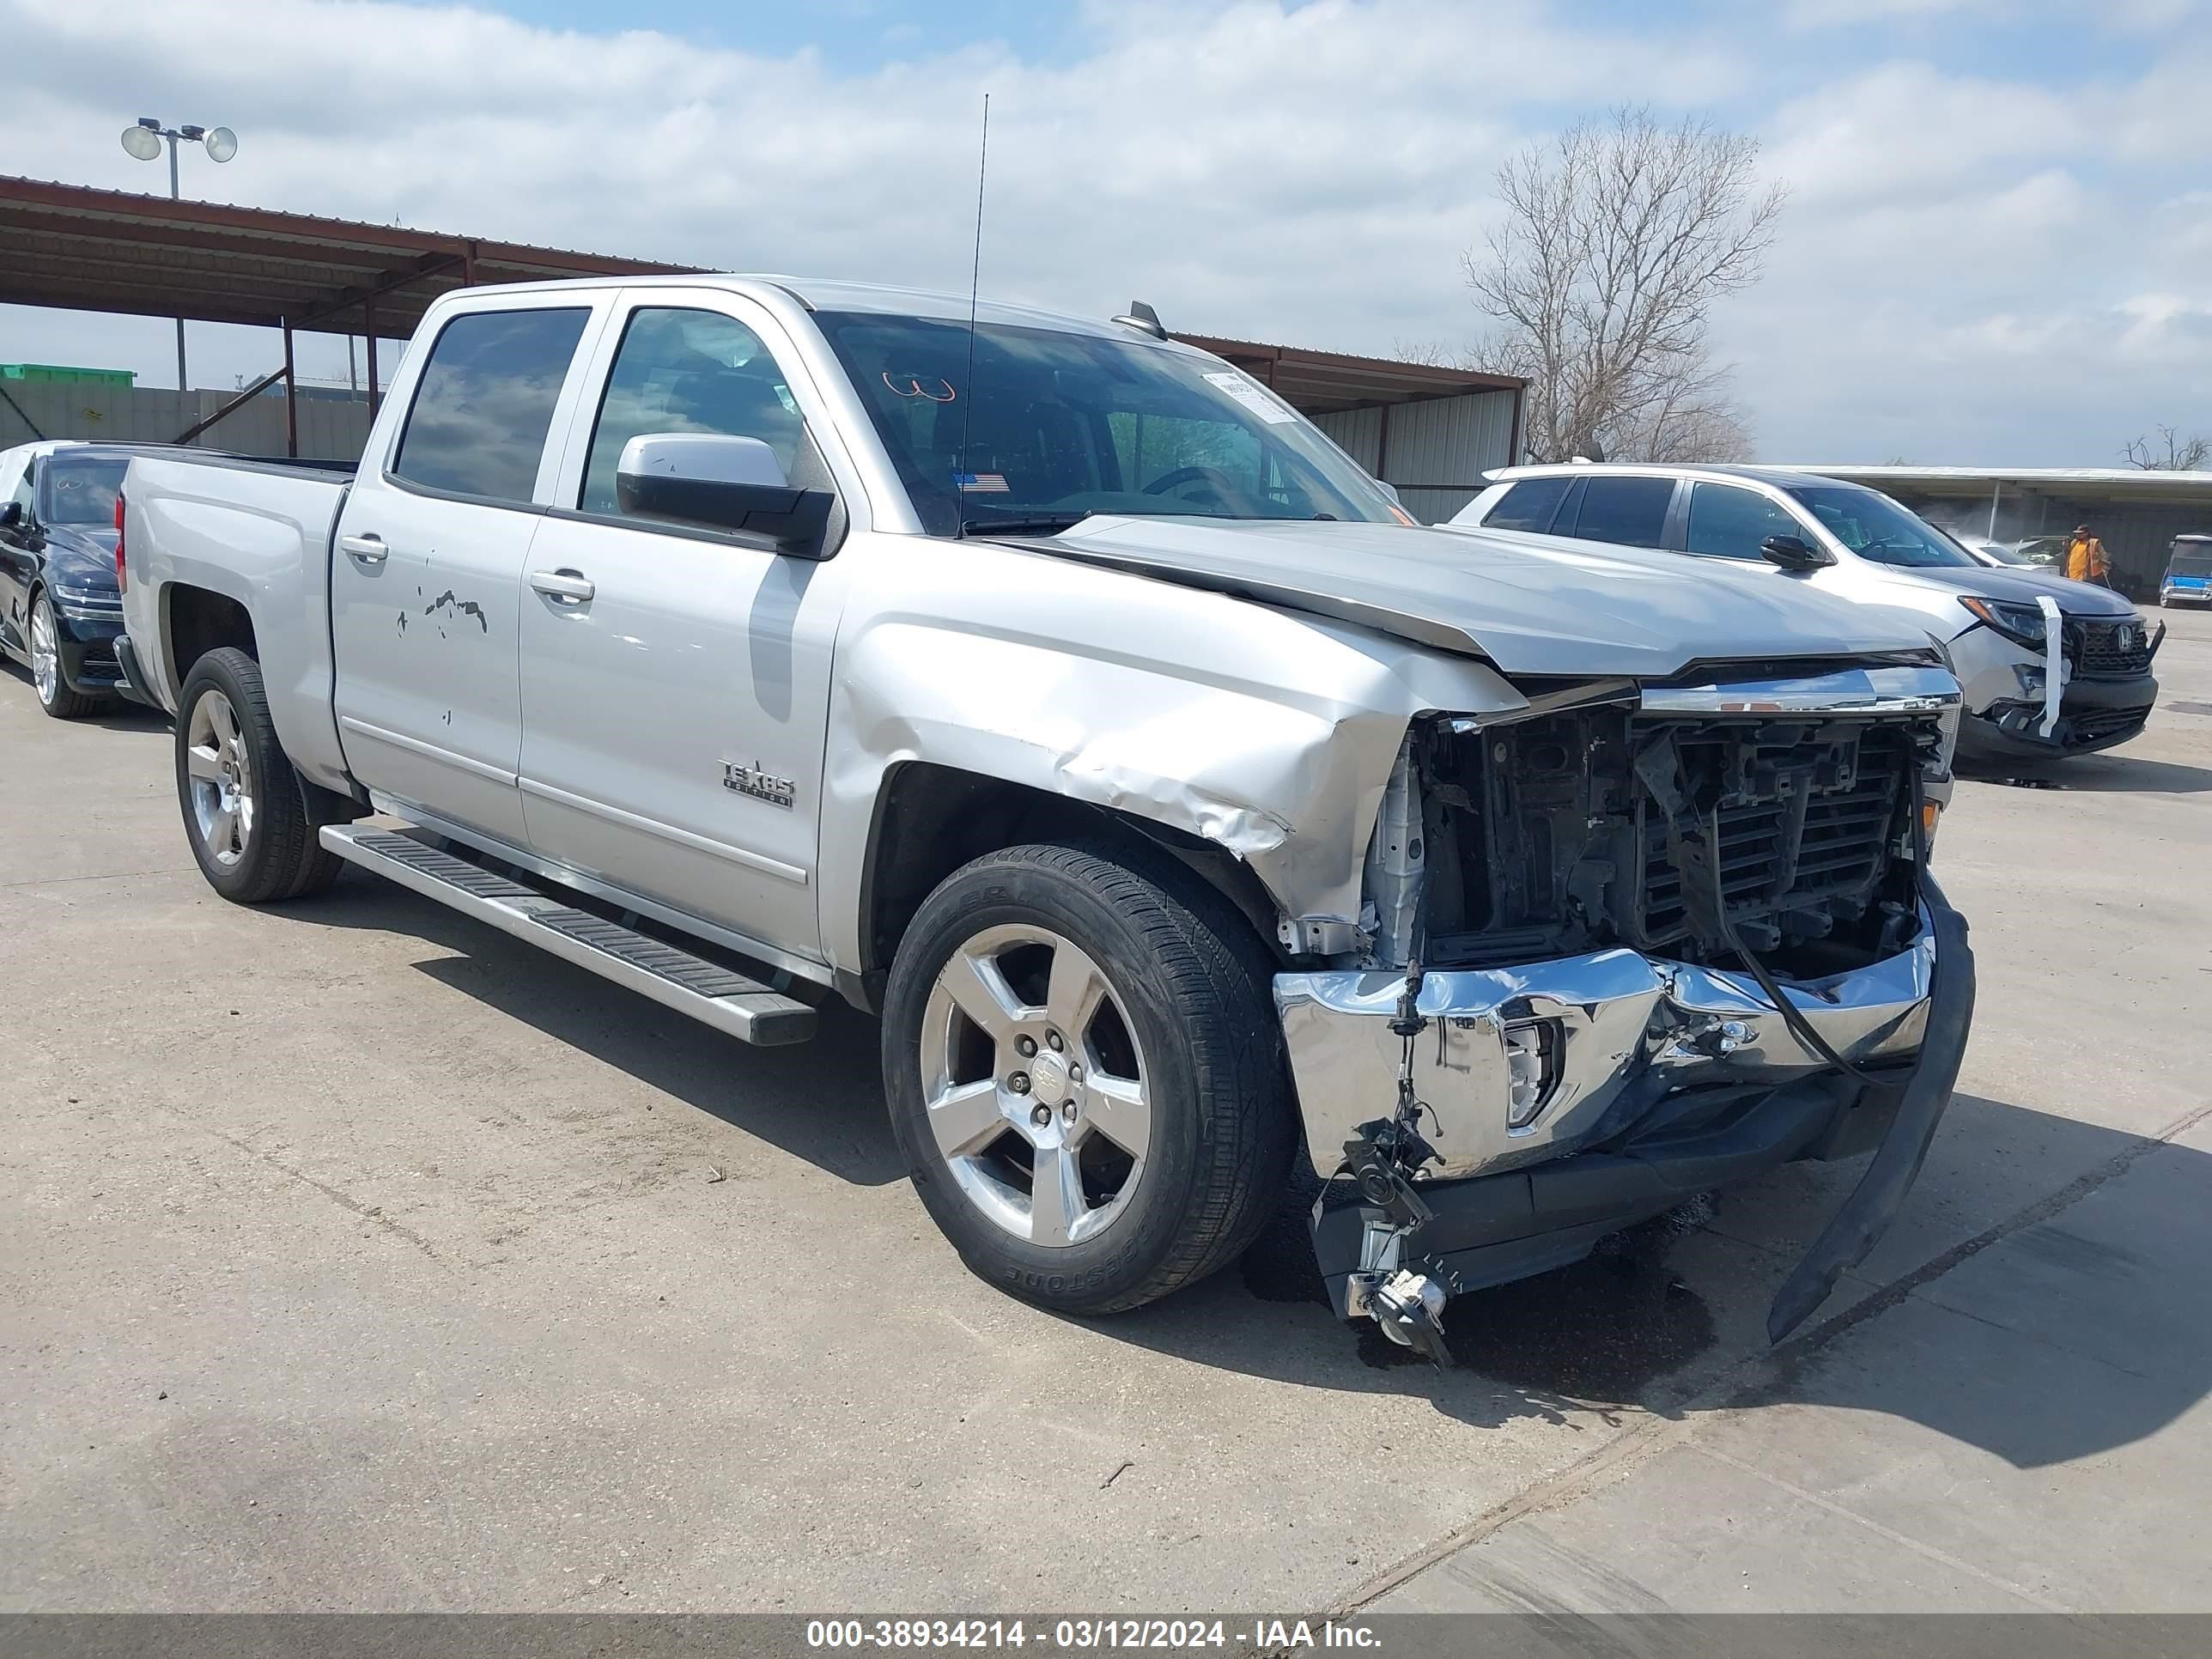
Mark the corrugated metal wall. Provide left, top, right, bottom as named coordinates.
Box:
left=1313, top=388, right=1516, bottom=523
left=1313, top=404, right=1385, bottom=471
left=1899, top=487, right=2212, bottom=600
left=0, top=382, right=371, bottom=462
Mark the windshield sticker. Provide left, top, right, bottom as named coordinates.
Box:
left=955, top=472, right=1009, bottom=493
left=1203, top=370, right=1297, bottom=425
left=884, top=372, right=957, bottom=402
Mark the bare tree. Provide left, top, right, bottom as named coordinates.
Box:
left=2121, top=424, right=2211, bottom=471
left=1466, top=106, right=1785, bottom=464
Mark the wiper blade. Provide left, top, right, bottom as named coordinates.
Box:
left=957, top=514, right=1093, bottom=539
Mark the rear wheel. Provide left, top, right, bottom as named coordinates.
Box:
left=882, top=841, right=1295, bottom=1315
left=176, top=647, right=344, bottom=903
left=29, top=591, right=108, bottom=720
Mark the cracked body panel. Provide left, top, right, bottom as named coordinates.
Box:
left=815, top=532, right=1529, bottom=971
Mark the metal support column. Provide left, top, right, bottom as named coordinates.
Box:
left=365, top=300, right=380, bottom=419
left=282, top=318, right=298, bottom=459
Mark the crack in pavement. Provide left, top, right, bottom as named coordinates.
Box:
left=162, top=1109, right=449, bottom=1267
left=1329, top=1096, right=2212, bottom=1619
left=1, top=866, right=197, bottom=890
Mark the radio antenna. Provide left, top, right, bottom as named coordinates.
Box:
left=957, top=92, right=990, bottom=493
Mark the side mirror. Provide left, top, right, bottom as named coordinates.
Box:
left=0, top=501, right=21, bottom=531
left=1759, top=532, right=1833, bottom=571
left=1375, top=481, right=1403, bottom=507
left=615, top=433, right=835, bottom=560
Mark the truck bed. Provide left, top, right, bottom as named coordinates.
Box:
left=120, top=451, right=356, bottom=793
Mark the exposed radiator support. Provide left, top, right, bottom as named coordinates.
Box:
left=1360, top=732, right=1426, bottom=968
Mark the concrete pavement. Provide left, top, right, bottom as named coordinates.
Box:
left=3, top=608, right=2209, bottom=1614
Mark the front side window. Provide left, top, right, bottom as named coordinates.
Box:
left=1785, top=484, right=1974, bottom=568
left=1684, top=482, right=1802, bottom=562
left=39, top=455, right=129, bottom=526
left=816, top=311, right=1400, bottom=537
left=1569, top=476, right=1674, bottom=547
left=580, top=307, right=810, bottom=514
left=1485, top=477, right=1574, bottom=532
left=392, top=307, right=591, bottom=504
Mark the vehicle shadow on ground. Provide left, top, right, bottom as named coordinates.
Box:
left=1094, top=1091, right=2211, bottom=1469
left=0, top=659, right=169, bottom=732
left=1958, top=752, right=2212, bottom=793
left=275, top=868, right=906, bottom=1188
left=240, top=867, right=2212, bottom=1470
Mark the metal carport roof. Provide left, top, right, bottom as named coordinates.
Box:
left=0, top=175, right=1522, bottom=455
left=0, top=174, right=694, bottom=338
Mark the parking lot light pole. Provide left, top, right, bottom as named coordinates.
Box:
left=120, top=118, right=237, bottom=393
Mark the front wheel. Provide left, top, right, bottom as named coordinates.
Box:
left=176, top=647, right=344, bottom=904
left=29, top=591, right=108, bottom=720
left=882, top=841, right=1296, bottom=1315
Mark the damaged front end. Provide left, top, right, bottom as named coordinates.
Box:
left=1275, top=664, right=1976, bottom=1362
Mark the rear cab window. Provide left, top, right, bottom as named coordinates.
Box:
left=392, top=307, right=593, bottom=503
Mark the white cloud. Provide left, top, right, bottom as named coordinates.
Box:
left=0, top=0, right=2203, bottom=465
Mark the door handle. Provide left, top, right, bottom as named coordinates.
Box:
left=338, top=532, right=388, bottom=566
left=530, top=568, right=594, bottom=605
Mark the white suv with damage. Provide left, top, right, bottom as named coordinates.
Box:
left=117, top=277, right=1974, bottom=1361
left=1450, top=464, right=2162, bottom=761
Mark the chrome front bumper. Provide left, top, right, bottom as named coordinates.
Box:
left=1275, top=911, right=1938, bottom=1182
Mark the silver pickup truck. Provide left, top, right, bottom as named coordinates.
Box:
left=118, top=276, right=1974, bottom=1360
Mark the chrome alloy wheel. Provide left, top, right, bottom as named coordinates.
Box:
left=28, top=600, right=60, bottom=706
left=185, top=689, right=255, bottom=867
left=918, top=924, right=1152, bottom=1247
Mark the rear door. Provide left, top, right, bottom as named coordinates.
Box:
left=514, top=290, right=857, bottom=964
left=329, top=297, right=609, bottom=845
left=1561, top=474, right=1678, bottom=549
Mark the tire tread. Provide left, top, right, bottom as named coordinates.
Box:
left=178, top=647, right=344, bottom=904
left=885, top=838, right=1297, bottom=1316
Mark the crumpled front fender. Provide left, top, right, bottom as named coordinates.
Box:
left=814, top=536, right=1528, bottom=972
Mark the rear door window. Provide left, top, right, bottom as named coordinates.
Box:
left=1685, top=482, right=1802, bottom=562
left=1483, top=477, right=1574, bottom=532
left=392, top=307, right=592, bottom=503
left=1569, top=477, right=1674, bottom=547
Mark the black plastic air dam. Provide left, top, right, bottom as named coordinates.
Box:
left=1309, top=874, right=1975, bottom=1345
left=1765, top=871, right=1975, bottom=1341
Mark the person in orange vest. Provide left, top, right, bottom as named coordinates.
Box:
left=2066, top=523, right=2112, bottom=586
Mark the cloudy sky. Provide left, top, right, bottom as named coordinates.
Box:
left=3, top=0, right=2204, bottom=464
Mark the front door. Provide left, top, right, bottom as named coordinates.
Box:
left=0, top=451, right=35, bottom=657
left=516, top=297, right=849, bottom=962
left=329, top=301, right=601, bottom=845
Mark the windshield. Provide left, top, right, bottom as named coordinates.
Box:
left=2171, top=548, right=2212, bottom=577
left=39, top=455, right=128, bottom=526
left=1786, top=484, right=1975, bottom=568
left=816, top=312, right=1401, bottom=537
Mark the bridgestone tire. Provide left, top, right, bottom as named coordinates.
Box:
left=176, top=647, right=345, bottom=904
left=882, top=840, right=1297, bottom=1315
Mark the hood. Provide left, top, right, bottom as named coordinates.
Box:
left=1018, top=516, right=1939, bottom=679
left=1873, top=562, right=2136, bottom=617
left=40, top=525, right=120, bottom=591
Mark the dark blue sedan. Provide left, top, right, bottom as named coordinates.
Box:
left=0, top=441, right=152, bottom=719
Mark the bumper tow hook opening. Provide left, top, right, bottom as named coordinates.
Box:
left=1331, top=959, right=1455, bottom=1369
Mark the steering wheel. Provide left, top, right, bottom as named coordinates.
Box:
left=1143, top=465, right=1239, bottom=501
